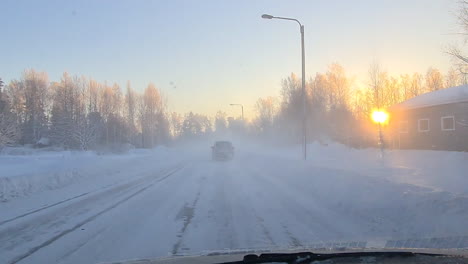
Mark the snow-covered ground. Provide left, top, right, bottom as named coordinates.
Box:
left=259, top=142, right=468, bottom=194
left=0, top=143, right=467, bottom=264
left=0, top=146, right=178, bottom=202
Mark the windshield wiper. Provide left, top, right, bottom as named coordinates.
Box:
left=219, top=251, right=443, bottom=264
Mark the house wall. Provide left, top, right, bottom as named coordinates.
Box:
left=389, top=102, right=468, bottom=151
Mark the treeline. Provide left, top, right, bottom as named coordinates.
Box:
left=251, top=64, right=467, bottom=147
left=0, top=70, right=171, bottom=150
left=0, top=70, right=248, bottom=151
left=0, top=64, right=465, bottom=151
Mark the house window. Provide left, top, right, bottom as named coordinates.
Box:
left=399, top=121, right=408, bottom=133
left=441, top=116, right=455, bottom=131
left=418, top=119, right=429, bottom=132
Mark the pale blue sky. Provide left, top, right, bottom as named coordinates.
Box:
left=0, top=0, right=460, bottom=118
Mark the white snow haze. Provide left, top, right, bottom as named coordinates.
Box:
left=1, top=137, right=468, bottom=263
left=1, top=1, right=468, bottom=263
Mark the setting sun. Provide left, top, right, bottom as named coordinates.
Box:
left=371, top=110, right=389, bottom=124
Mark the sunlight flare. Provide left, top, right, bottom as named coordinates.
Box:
left=371, top=110, right=389, bottom=124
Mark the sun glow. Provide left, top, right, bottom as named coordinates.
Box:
left=371, top=110, right=388, bottom=124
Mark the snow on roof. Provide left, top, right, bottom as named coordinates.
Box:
left=390, top=84, right=468, bottom=111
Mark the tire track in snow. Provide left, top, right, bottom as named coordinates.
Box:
left=237, top=162, right=301, bottom=246
left=281, top=223, right=303, bottom=247
left=0, top=163, right=185, bottom=227
left=56, top=226, right=109, bottom=262
left=236, top=159, right=345, bottom=247
left=218, top=163, right=238, bottom=250
left=6, top=164, right=185, bottom=264
left=244, top=162, right=353, bottom=243
left=222, top=160, right=276, bottom=248
left=0, top=164, right=186, bottom=250
left=1, top=179, right=147, bottom=252
left=0, top=191, right=93, bottom=226
left=255, top=215, right=276, bottom=246
left=171, top=191, right=201, bottom=255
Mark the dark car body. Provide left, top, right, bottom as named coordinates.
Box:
left=211, top=141, right=234, bottom=161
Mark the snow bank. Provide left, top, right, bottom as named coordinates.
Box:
left=0, top=147, right=178, bottom=202
left=240, top=141, right=468, bottom=194
left=2, top=142, right=466, bottom=203
left=233, top=143, right=468, bottom=240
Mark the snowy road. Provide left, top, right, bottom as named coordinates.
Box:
left=1, top=148, right=468, bottom=264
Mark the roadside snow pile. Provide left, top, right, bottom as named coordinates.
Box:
left=236, top=145, right=468, bottom=241
left=0, top=147, right=178, bottom=202
left=247, top=141, right=468, bottom=194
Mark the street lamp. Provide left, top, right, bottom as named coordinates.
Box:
left=230, top=103, right=244, bottom=120
left=261, top=13, right=307, bottom=160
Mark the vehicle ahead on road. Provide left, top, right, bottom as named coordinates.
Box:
left=211, top=141, right=234, bottom=161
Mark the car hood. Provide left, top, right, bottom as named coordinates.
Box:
left=101, top=247, right=468, bottom=264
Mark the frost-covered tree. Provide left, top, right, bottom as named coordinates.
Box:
left=72, top=113, right=101, bottom=150
left=308, top=74, right=329, bottom=138
left=6, top=70, right=50, bottom=144
left=125, top=82, right=137, bottom=131
left=170, top=112, right=183, bottom=139
left=275, top=73, right=302, bottom=142
left=448, top=1, right=468, bottom=70
left=326, top=63, right=350, bottom=109
left=425, top=67, right=444, bottom=92
left=49, top=73, right=83, bottom=147
left=383, top=76, right=401, bottom=107
left=181, top=112, right=212, bottom=138
left=400, top=74, right=412, bottom=101
left=138, top=83, right=169, bottom=148
left=445, top=68, right=462, bottom=88
left=214, top=111, right=227, bottom=134
left=368, top=62, right=386, bottom=109
left=0, top=84, right=20, bottom=148
left=253, top=97, right=277, bottom=135
left=0, top=112, right=20, bottom=148
left=410, top=72, right=424, bottom=98
left=0, top=77, right=6, bottom=113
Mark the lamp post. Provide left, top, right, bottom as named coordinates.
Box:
left=262, top=14, right=307, bottom=160
left=230, top=103, right=244, bottom=120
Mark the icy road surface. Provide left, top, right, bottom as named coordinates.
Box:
left=1, top=146, right=468, bottom=264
